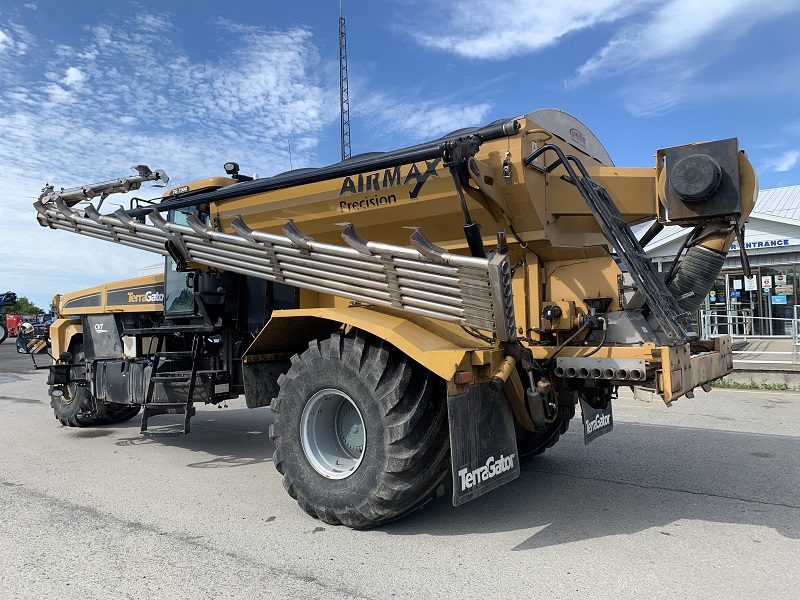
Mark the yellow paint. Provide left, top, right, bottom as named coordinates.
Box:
left=49, top=319, right=83, bottom=358
left=60, top=273, right=165, bottom=316
left=245, top=306, right=499, bottom=381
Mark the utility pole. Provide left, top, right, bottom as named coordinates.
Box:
left=339, top=0, right=351, bottom=161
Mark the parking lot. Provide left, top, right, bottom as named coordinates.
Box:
left=1, top=340, right=799, bottom=599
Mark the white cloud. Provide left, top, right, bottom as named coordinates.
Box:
left=356, top=93, right=492, bottom=142
left=569, top=0, right=800, bottom=116
left=24, top=3, right=38, bottom=10
left=139, top=14, right=172, bottom=31
left=408, top=0, right=651, bottom=60
left=63, top=66, right=85, bottom=87
left=0, top=23, right=32, bottom=56
left=403, top=0, right=800, bottom=118
left=574, top=0, right=799, bottom=83
left=765, top=150, right=800, bottom=173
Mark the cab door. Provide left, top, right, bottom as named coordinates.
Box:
left=163, top=208, right=204, bottom=318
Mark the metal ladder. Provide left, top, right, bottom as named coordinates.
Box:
left=141, top=334, right=200, bottom=434
left=525, top=144, right=691, bottom=344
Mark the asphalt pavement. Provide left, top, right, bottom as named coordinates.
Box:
left=1, top=340, right=799, bottom=599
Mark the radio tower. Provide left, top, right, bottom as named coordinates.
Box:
left=339, top=1, right=352, bottom=160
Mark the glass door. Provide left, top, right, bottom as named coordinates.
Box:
left=163, top=208, right=205, bottom=318
left=728, top=272, right=757, bottom=335
left=760, top=266, right=795, bottom=335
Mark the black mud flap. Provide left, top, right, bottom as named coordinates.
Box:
left=579, top=397, right=614, bottom=444
left=448, top=381, right=519, bottom=506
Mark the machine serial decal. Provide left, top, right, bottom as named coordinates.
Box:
left=338, top=158, right=441, bottom=212
left=457, top=453, right=516, bottom=491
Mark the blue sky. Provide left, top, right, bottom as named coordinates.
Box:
left=2, top=0, right=800, bottom=311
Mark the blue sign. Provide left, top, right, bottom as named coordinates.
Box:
left=730, top=290, right=741, bottom=299
left=772, top=295, right=788, bottom=305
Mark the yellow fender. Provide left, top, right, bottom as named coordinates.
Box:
left=49, top=319, right=83, bottom=359
left=243, top=307, right=494, bottom=381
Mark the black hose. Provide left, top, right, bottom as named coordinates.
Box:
left=638, top=221, right=664, bottom=248
left=127, top=118, right=520, bottom=219
left=583, top=327, right=607, bottom=358
left=667, top=244, right=726, bottom=312
left=543, top=322, right=590, bottom=368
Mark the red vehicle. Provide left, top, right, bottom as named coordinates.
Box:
left=0, top=291, right=17, bottom=344
left=5, top=314, right=22, bottom=337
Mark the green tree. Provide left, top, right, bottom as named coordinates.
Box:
left=1, top=296, right=43, bottom=316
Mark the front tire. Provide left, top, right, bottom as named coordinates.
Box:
left=269, top=331, right=450, bottom=529
left=52, top=345, right=96, bottom=426
left=51, top=344, right=142, bottom=427
left=103, top=405, right=142, bottom=424
left=0, top=323, right=7, bottom=345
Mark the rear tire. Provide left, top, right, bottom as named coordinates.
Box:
left=514, top=389, right=575, bottom=459
left=269, top=330, right=450, bottom=529
left=0, top=323, right=7, bottom=345
left=515, top=417, right=570, bottom=459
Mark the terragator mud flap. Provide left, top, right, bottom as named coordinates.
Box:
left=447, top=381, right=520, bottom=506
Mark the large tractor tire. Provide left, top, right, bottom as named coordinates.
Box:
left=52, top=345, right=97, bottom=426
left=514, top=417, right=570, bottom=460
left=102, top=405, right=142, bottom=424
left=51, top=343, right=141, bottom=427
left=514, top=389, right=575, bottom=460
left=269, top=330, right=450, bottom=529
left=0, top=323, right=7, bottom=345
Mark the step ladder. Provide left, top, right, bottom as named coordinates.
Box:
left=525, top=144, right=692, bottom=344
left=141, top=335, right=200, bottom=434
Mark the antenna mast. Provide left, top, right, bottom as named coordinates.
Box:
left=339, top=1, right=351, bottom=161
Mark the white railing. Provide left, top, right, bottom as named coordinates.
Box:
left=700, top=306, right=800, bottom=364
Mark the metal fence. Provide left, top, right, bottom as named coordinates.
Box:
left=700, top=306, right=800, bottom=365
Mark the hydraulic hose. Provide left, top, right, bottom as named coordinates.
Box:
left=667, top=220, right=732, bottom=313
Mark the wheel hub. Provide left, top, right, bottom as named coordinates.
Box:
left=338, top=405, right=364, bottom=452
left=301, top=388, right=366, bottom=480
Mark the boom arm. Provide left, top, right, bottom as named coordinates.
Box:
left=34, top=199, right=517, bottom=342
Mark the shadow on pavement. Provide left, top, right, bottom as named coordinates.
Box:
left=47, top=392, right=800, bottom=546
left=386, top=421, right=800, bottom=547
left=111, top=405, right=274, bottom=469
